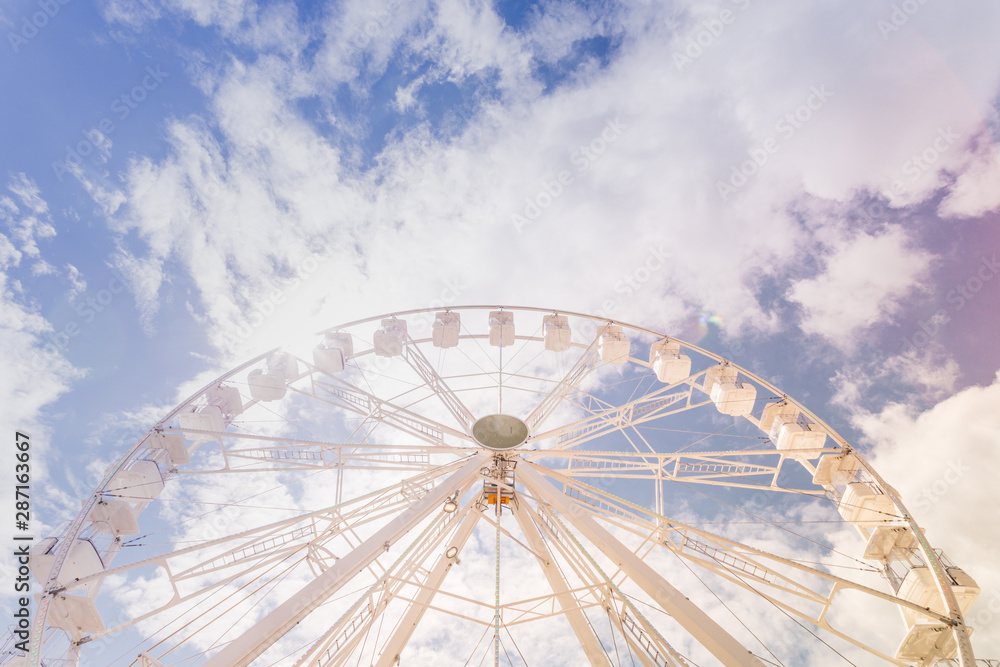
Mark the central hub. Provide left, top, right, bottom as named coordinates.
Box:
left=472, top=414, right=529, bottom=450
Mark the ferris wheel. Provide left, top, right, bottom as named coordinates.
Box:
left=14, top=305, right=990, bottom=666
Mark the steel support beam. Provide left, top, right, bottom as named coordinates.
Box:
left=203, top=453, right=490, bottom=667
left=512, top=501, right=612, bottom=667
left=517, top=461, right=765, bottom=667
left=524, top=347, right=599, bottom=434
left=401, top=334, right=477, bottom=434
left=374, top=505, right=484, bottom=666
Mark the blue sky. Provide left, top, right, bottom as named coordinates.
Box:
left=2, top=0, right=1000, bottom=663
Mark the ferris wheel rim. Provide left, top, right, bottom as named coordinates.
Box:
left=25, top=304, right=980, bottom=667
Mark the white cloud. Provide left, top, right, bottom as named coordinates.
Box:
left=0, top=176, right=83, bottom=435
left=97, top=0, right=163, bottom=29
left=787, top=227, right=932, bottom=345
left=939, top=131, right=1000, bottom=219
left=393, top=74, right=425, bottom=113
left=1, top=172, right=57, bottom=261
left=832, top=342, right=962, bottom=417
left=64, top=263, right=88, bottom=298
left=96, top=0, right=1000, bottom=365
left=0, top=190, right=86, bottom=617
left=66, top=161, right=127, bottom=216
left=0, top=274, right=81, bottom=434
left=12, top=0, right=1000, bottom=662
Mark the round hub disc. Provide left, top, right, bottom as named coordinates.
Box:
left=472, top=414, right=529, bottom=450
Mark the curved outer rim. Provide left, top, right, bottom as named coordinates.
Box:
left=29, top=305, right=976, bottom=666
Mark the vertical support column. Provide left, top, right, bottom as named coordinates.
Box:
left=494, top=517, right=501, bottom=667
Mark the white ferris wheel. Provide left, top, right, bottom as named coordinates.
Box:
left=12, top=305, right=992, bottom=666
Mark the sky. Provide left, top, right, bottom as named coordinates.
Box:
left=1, top=0, right=999, bottom=664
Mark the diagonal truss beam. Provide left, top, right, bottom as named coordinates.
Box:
left=64, top=462, right=461, bottom=597
left=166, top=429, right=469, bottom=473
left=299, top=374, right=473, bottom=447
left=202, top=453, right=490, bottom=667
left=373, top=504, right=483, bottom=666
left=531, top=385, right=701, bottom=451
left=523, top=448, right=829, bottom=495
left=525, top=500, right=689, bottom=667
left=518, top=461, right=765, bottom=667
left=524, top=344, right=601, bottom=434
left=295, top=495, right=481, bottom=666
left=512, top=499, right=612, bottom=666
left=400, top=334, right=477, bottom=434
left=604, top=600, right=657, bottom=667
left=553, top=470, right=951, bottom=625
left=550, top=471, right=958, bottom=664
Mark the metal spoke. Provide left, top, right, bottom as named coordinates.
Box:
left=551, top=469, right=958, bottom=658
left=524, top=343, right=600, bottom=434
left=297, top=373, right=473, bottom=447
left=373, top=505, right=484, bottom=666
left=400, top=333, right=478, bottom=434
left=519, top=460, right=765, bottom=667
left=202, top=453, right=490, bottom=667
left=33, top=306, right=981, bottom=667
left=524, top=448, right=830, bottom=495
left=294, top=495, right=480, bottom=666
left=531, top=385, right=700, bottom=451
left=512, top=500, right=612, bottom=666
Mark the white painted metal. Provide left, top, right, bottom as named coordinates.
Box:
left=400, top=330, right=476, bottom=433
left=304, top=374, right=472, bottom=446
left=374, top=318, right=408, bottom=356
left=649, top=339, right=691, bottom=384
left=598, top=325, right=630, bottom=364
left=294, top=493, right=481, bottom=666
left=374, top=505, right=483, bottom=666
left=489, top=310, right=514, bottom=347
left=524, top=342, right=600, bottom=434
left=543, top=314, right=572, bottom=351
left=314, top=331, right=353, bottom=374
left=202, top=454, right=489, bottom=667
left=521, top=497, right=690, bottom=667
left=518, top=461, right=766, bottom=667
left=432, top=310, right=461, bottom=348
left=25, top=306, right=983, bottom=667
left=511, top=500, right=612, bottom=666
